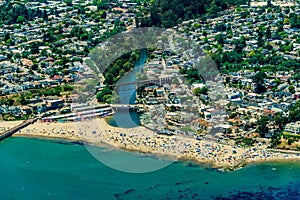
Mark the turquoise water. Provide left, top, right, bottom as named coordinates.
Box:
left=105, top=110, right=141, bottom=128
left=1, top=137, right=300, bottom=200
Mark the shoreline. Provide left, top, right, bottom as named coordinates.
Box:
left=13, top=133, right=300, bottom=172
left=5, top=118, right=300, bottom=172
left=13, top=129, right=300, bottom=172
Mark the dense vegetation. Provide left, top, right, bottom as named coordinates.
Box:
left=267, top=100, right=300, bottom=148
left=0, top=0, right=52, bottom=24
left=96, top=51, right=140, bottom=103
left=211, top=43, right=299, bottom=74
left=205, top=6, right=300, bottom=93
left=139, top=0, right=245, bottom=28
left=257, top=100, right=300, bottom=142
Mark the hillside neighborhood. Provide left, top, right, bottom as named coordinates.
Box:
left=0, top=0, right=300, bottom=150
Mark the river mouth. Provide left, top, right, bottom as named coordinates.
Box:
left=105, top=110, right=141, bottom=128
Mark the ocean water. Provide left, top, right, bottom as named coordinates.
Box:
left=1, top=137, right=300, bottom=200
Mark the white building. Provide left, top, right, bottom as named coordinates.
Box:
left=285, top=121, right=300, bottom=134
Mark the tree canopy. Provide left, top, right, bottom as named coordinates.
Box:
left=139, top=0, right=244, bottom=28
left=0, top=0, right=47, bottom=24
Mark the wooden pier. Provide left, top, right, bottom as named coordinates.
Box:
left=0, top=117, right=39, bottom=141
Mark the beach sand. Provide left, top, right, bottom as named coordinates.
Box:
left=0, top=120, right=24, bottom=133
left=13, top=118, right=300, bottom=170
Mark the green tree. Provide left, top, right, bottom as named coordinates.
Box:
left=19, top=95, right=27, bottom=105
left=64, top=0, right=72, bottom=6
left=6, top=99, right=14, bottom=106
left=42, top=9, right=48, bottom=20
left=265, top=27, right=271, bottom=39
left=54, top=7, right=59, bottom=17
left=17, top=16, right=26, bottom=24
left=14, top=53, right=22, bottom=62
left=225, top=76, right=230, bottom=84
left=277, top=20, right=284, bottom=32
left=172, top=78, right=180, bottom=85
left=215, top=34, right=224, bottom=46
left=253, top=71, right=267, bottom=93
left=274, top=113, right=287, bottom=129
left=194, top=86, right=208, bottom=96
left=257, top=116, right=269, bottom=138
left=289, top=101, right=300, bottom=122
left=288, top=85, right=295, bottom=94
left=257, top=29, right=264, bottom=47
left=4, top=32, right=10, bottom=42
left=30, top=42, right=40, bottom=54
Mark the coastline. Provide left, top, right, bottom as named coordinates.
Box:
left=9, top=118, right=300, bottom=172
left=14, top=133, right=300, bottom=172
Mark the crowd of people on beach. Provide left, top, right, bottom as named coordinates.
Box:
left=15, top=119, right=300, bottom=169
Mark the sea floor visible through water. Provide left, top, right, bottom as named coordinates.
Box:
left=1, top=137, right=300, bottom=200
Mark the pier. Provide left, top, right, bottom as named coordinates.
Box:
left=0, top=117, right=39, bottom=141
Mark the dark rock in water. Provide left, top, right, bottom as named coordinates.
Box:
left=71, top=140, right=85, bottom=145
left=114, top=189, right=135, bottom=199
left=205, top=182, right=209, bottom=184
left=51, top=141, right=73, bottom=145
left=269, top=186, right=280, bottom=191
left=191, top=194, right=198, bottom=199
left=187, top=162, right=199, bottom=168
left=124, top=189, right=135, bottom=194
left=113, top=194, right=121, bottom=200
left=212, top=182, right=300, bottom=199
left=175, top=180, right=193, bottom=186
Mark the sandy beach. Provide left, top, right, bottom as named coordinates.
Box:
left=10, top=118, right=300, bottom=170
left=0, top=121, right=24, bottom=133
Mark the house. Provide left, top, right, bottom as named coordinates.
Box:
left=45, top=99, right=64, bottom=110
left=144, top=85, right=159, bottom=95
left=191, top=119, right=211, bottom=131
left=203, top=111, right=211, bottom=120
left=240, top=79, right=253, bottom=87
left=285, top=122, right=300, bottom=134
left=156, top=89, right=164, bottom=97
left=0, top=55, right=7, bottom=61
left=22, top=106, right=33, bottom=114
left=147, top=60, right=162, bottom=70
left=212, top=124, right=232, bottom=134
left=228, top=91, right=241, bottom=100
left=28, top=102, right=47, bottom=113
left=263, top=109, right=276, bottom=118
left=192, top=83, right=206, bottom=90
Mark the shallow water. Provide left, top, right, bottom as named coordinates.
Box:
left=1, top=137, right=300, bottom=200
